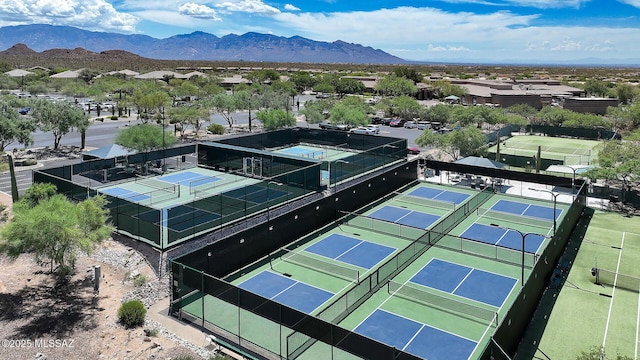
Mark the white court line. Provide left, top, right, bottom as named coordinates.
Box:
left=602, top=232, right=625, bottom=352
left=633, top=278, right=640, bottom=359
left=451, top=268, right=474, bottom=294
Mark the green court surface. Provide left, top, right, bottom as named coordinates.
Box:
left=534, top=212, right=640, bottom=359
left=179, top=181, right=572, bottom=359
left=488, top=135, right=601, bottom=166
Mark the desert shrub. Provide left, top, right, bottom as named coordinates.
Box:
left=173, top=355, right=196, bottom=360
left=133, top=274, right=147, bottom=287
left=20, top=159, right=38, bottom=166
left=110, top=115, right=118, bottom=120
left=208, top=123, right=225, bottom=135
left=144, top=328, right=159, bottom=337
left=117, top=299, right=146, bottom=328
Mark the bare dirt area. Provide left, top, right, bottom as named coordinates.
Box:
left=0, top=238, right=213, bottom=360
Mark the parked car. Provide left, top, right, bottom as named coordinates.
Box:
left=319, top=122, right=350, bottom=131
left=380, top=117, right=393, bottom=125
left=404, top=121, right=417, bottom=129
left=366, top=125, right=380, bottom=134
left=349, top=126, right=375, bottom=135
left=18, top=107, right=31, bottom=115
left=416, top=122, right=431, bottom=130
left=389, top=119, right=405, bottom=127
left=407, top=146, right=421, bottom=155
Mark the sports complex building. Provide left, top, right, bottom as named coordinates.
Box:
left=33, top=127, right=590, bottom=360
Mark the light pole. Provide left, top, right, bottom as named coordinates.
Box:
left=528, top=188, right=559, bottom=236
left=330, top=160, right=349, bottom=192
left=556, top=165, right=577, bottom=199
left=491, top=223, right=539, bottom=287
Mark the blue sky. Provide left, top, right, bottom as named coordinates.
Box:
left=1, top=0, right=640, bottom=64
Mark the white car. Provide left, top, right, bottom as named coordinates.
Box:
left=349, top=126, right=375, bottom=135
left=366, top=125, right=380, bottom=134
left=404, top=121, right=417, bottom=129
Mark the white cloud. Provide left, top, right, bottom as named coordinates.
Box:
left=215, top=0, right=280, bottom=15
left=178, top=3, right=221, bottom=20
left=438, top=0, right=589, bottom=8
left=271, top=7, right=640, bottom=61
left=0, top=0, right=138, bottom=32
left=284, top=4, right=300, bottom=11
left=427, top=44, right=470, bottom=52
left=618, top=0, right=640, bottom=8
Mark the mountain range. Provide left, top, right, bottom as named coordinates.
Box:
left=0, top=24, right=406, bottom=64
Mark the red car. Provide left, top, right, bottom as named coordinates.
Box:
left=407, top=146, right=420, bottom=155
left=389, top=119, right=405, bottom=127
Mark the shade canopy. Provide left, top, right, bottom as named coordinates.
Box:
left=454, top=156, right=507, bottom=169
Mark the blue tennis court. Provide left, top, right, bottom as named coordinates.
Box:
left=368, top=205, right=440, bottom=229
left=408, top=187, right=471, bottom=205
left=238, top=271, right=333, bottom=314
left=491, top=199, right=562, bottom=221
left=164, top=205, right=221, bottom=232
left=410, top=259, right=517, bottom=307
left=461, top=223, right=545, bottom=253
left=355, top=309, right=477, bottom=360
left=277, top=146, right=326, bottom=159
left=158, top=171, right=221, bottom=187
left=224, top=185, right=288, bottom=204
left=305, top=234, right=395, bottom=269
left=100, top=187, right=150, bottom=202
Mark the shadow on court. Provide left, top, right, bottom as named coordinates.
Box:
left=513, top=207, right=594, bottom=360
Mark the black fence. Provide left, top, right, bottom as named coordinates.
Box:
left=479, top=183, right=587, bottom=359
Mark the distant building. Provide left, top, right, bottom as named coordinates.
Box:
left=563, top=97, right=619, bottom=115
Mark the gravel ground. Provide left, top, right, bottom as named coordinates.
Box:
left=0, top=238, right=220, bottom=360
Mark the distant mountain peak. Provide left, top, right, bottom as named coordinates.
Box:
left=0, top=24, right=406, bottom=64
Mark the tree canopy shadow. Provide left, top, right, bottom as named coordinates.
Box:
left=0, top=272, right=105, bottom=338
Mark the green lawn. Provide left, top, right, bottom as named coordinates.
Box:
left=488, top=135, right=601, bottom=166
left=530, top=211, right=640, bottom=359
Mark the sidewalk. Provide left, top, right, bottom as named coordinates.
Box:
left=147, top=298, right=245, bottom=360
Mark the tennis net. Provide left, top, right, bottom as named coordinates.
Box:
left=136, top=177, right=179, bottom=194
left=593, top=268, right=640, bottom=292
left=394, top=192, right=455, bottom=211
left=388, top=281, right=498, bottom=325
left=477, top=207, right=553, bottom=230
left=189, top=176, right=222, bottom=195
left=338, top=211, right=425, bottom=241
left=275, top=250, right=360, bottom=283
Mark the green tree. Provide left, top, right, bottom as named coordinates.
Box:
left=614, top=83, right=639, bottom=105
left=246, top=69, right=280, bottom=85
left=290, top=72, right=318, bottom=92
left=115, top=123, right=177, bottom=153
left=30, top=99, right=89, bottom=149
left=16, top=182, right=57, bottom=209
left=430, top=80, right=467, bottom=99
left=167, top=104, right=210, bottom=138
left=375, top=73, right=417, bottom=97
left=583, top=79, right=610, bottom=97
left=329, top=102, right=368, bottom=127
left=0, top=99, right=36, bottom=151
left=391, top=95, right=422, bottom=120
left=300, top=99, right=334, bottom=125
left=393, top=67, right=423, bottom=84
left=0, top=187, right=113, bottom=277
left=205, top=93, right=239, bottom=128
left=313, top=81, right=335, bottom=95
left=335, top=78, right=365, bottom=98
left=416, top=127, right=486, bottom=160
left=256, top=109, right=296, bottom=130
left=425, top=104, right=453, bottom=124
